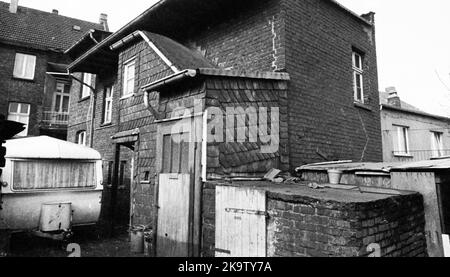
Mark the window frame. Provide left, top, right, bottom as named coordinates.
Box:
left=7, top=102, right=31, bottom=137
left=13, top=53, right=36, bottom=80
left=122, top=58, right=136, bottom=98
left=352, top=51, right=364, bottom=103
left=393, top=125, right=410, bottom=156
left=431, top=131, right=445, bottom=158
left=103, top=86, right=114, bottom=124
left=80, top=73, right=93, bottom=100
left=77, top=131, right=87, bottom=146
left=53, top=82, right=70, bottom=113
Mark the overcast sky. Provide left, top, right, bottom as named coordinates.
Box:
left=14, top=0, right=450, bottom=117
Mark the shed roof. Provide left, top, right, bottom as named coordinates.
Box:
left=297, top=158, right=450, bottom=173
left=0, top=1, right=104, bottom=52
left=4, top=136, right=101, bottom=160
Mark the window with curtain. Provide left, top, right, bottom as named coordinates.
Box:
left=431, top=132, right=444, bottom=157
left=77, top=131, right=87, bottom=146
left=12, top=160, right=96, bottom=190
left=13, top=53, right=36, bottom=80
left=393, top=125, right=410, bottom=155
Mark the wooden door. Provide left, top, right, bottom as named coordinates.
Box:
left=156, top=128, right=194, bottom=257
left=215, top=185, right=267, bottom=257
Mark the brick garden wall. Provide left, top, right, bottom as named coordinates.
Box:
left=201, top=182, right=427, bottom=257
left=267, top=191, right=427, bottom=257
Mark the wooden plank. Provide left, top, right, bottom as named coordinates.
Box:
left=157, top=173, right=191, bottom=257
left=215, top=186, right=266, bottom=257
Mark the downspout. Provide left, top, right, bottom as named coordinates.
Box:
left=68, top=70, right=96, bottom=147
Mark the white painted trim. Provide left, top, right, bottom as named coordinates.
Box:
left=138, top=31, right=179, bottom=73
left=201, top=109, right=208, bottom=182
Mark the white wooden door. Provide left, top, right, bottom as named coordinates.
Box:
left=157, top=173, right=191, bottom=257
left=215, top=186, right=267, bottom=257
left=156, top=127, right=194, bottom=257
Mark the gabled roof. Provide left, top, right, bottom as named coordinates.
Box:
left=68, top=0, right=373, bottom=73
left=379, top=91, right=450, bottom=122
left=0, top=1, right=105, bottom=52
left=4, top=136, right=101, bottom=160
left=142, top=31, right=214, bottom=70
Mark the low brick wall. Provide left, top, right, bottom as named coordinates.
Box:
left=267, top=192, right=427, bottom=257
left=201, top=182, right=427, bottom=257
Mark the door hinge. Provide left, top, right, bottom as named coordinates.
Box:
left=225, top=208, right=268, bottom=217
left=214, top=248, right=231, bottom=255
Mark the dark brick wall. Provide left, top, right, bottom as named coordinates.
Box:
left=176, top=0, right=285, bottom=72
left=267, top=192, right=427, bottom=257
left=0, top=43, right=69, bottom=137
left=282, top=0, right=382, bottom=166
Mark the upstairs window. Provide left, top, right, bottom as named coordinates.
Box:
left=13, top=53, right=36, bottom=80
left=352, top=51, right=364, bottom=103
left=7, top=102, right=30, bottom=137
left=77, top=131, right=87, bottom=146
left=394, top=125, right=410, bottom=156
left=81, top=73, right=93, bottom=99
left=431, top=131, right=444, bottom=158
left=103, top=86, right=114, bottom=123
left=122, top=59, right=135, bottom=97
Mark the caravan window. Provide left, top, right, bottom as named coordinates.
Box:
left=13, top=160, right=96, bottom=190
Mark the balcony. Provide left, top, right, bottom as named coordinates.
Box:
left=392, top=149, right=450, bottom=162
left=41, top=111, right=69, bottom=126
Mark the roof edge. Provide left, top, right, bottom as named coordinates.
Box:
left=381, top=104, right=450, bottom=122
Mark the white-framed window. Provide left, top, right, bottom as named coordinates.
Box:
left=7, top=102, right=30, bottom=137
left=122, top=59, right=135, bottom=97
left=103, top=86, right=113, bottom=123
left=13, top=53, right=36, bottom=80
left=431, top=131, right=444, bottom=158
left=77, top=131, right=87, bottom=146
left=352, top=51, right=364, bottom=103
left=53, top=82, right=70, bottom=113
left=81, top=73, right=93, bottom=99
left=394, top=125, right=410, bottom=156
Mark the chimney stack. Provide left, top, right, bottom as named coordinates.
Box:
left=99, top=13, right=109, bottom=32
left=9, top=0, right=18, bottom=14
left=52, top=9, right=59, bottom=15
left=386, top=87, right=401, bottom=108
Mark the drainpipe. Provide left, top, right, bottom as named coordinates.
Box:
left=68, top=70, right=96, bottom=147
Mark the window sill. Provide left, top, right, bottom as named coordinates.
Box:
left=78, top=96, right=91, bottom=103
left=120, top=93, right=135, bottom=100
left=101, top=122, right=113, bottom=127
left=393, top=154, right=414, bottom=158
left=354, top=101, right=372, bottom=111
left=12, top=76, right=35, bottom=82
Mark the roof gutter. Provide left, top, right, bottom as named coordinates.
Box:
left=68, top=0, right=170, bottom=71
left=141, top=69, right=197, bottom=92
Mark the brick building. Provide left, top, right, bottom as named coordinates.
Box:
left=67, top=0, right=383, bottom=255
left=0, top=0, right=108, bottom=139
left=380, top=87, right=450, bottom=162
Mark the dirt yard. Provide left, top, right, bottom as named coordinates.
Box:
left=7, top=226, right=148, bottom=257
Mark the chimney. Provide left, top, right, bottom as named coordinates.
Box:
left=361, top=12, right=376, bottom=24
left=52, top=9, right=59, bottom=15
left=386, top=87, right=401, bottom=108
left=9, top=0, right=18, bottom=14
left=99, top=13, right=109, bottom=32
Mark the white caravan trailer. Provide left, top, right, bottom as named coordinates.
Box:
left=0, top=136, right=103, bottom=239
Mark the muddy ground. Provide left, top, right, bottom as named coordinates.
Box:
left=7, top=226, right=148, bottom=257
